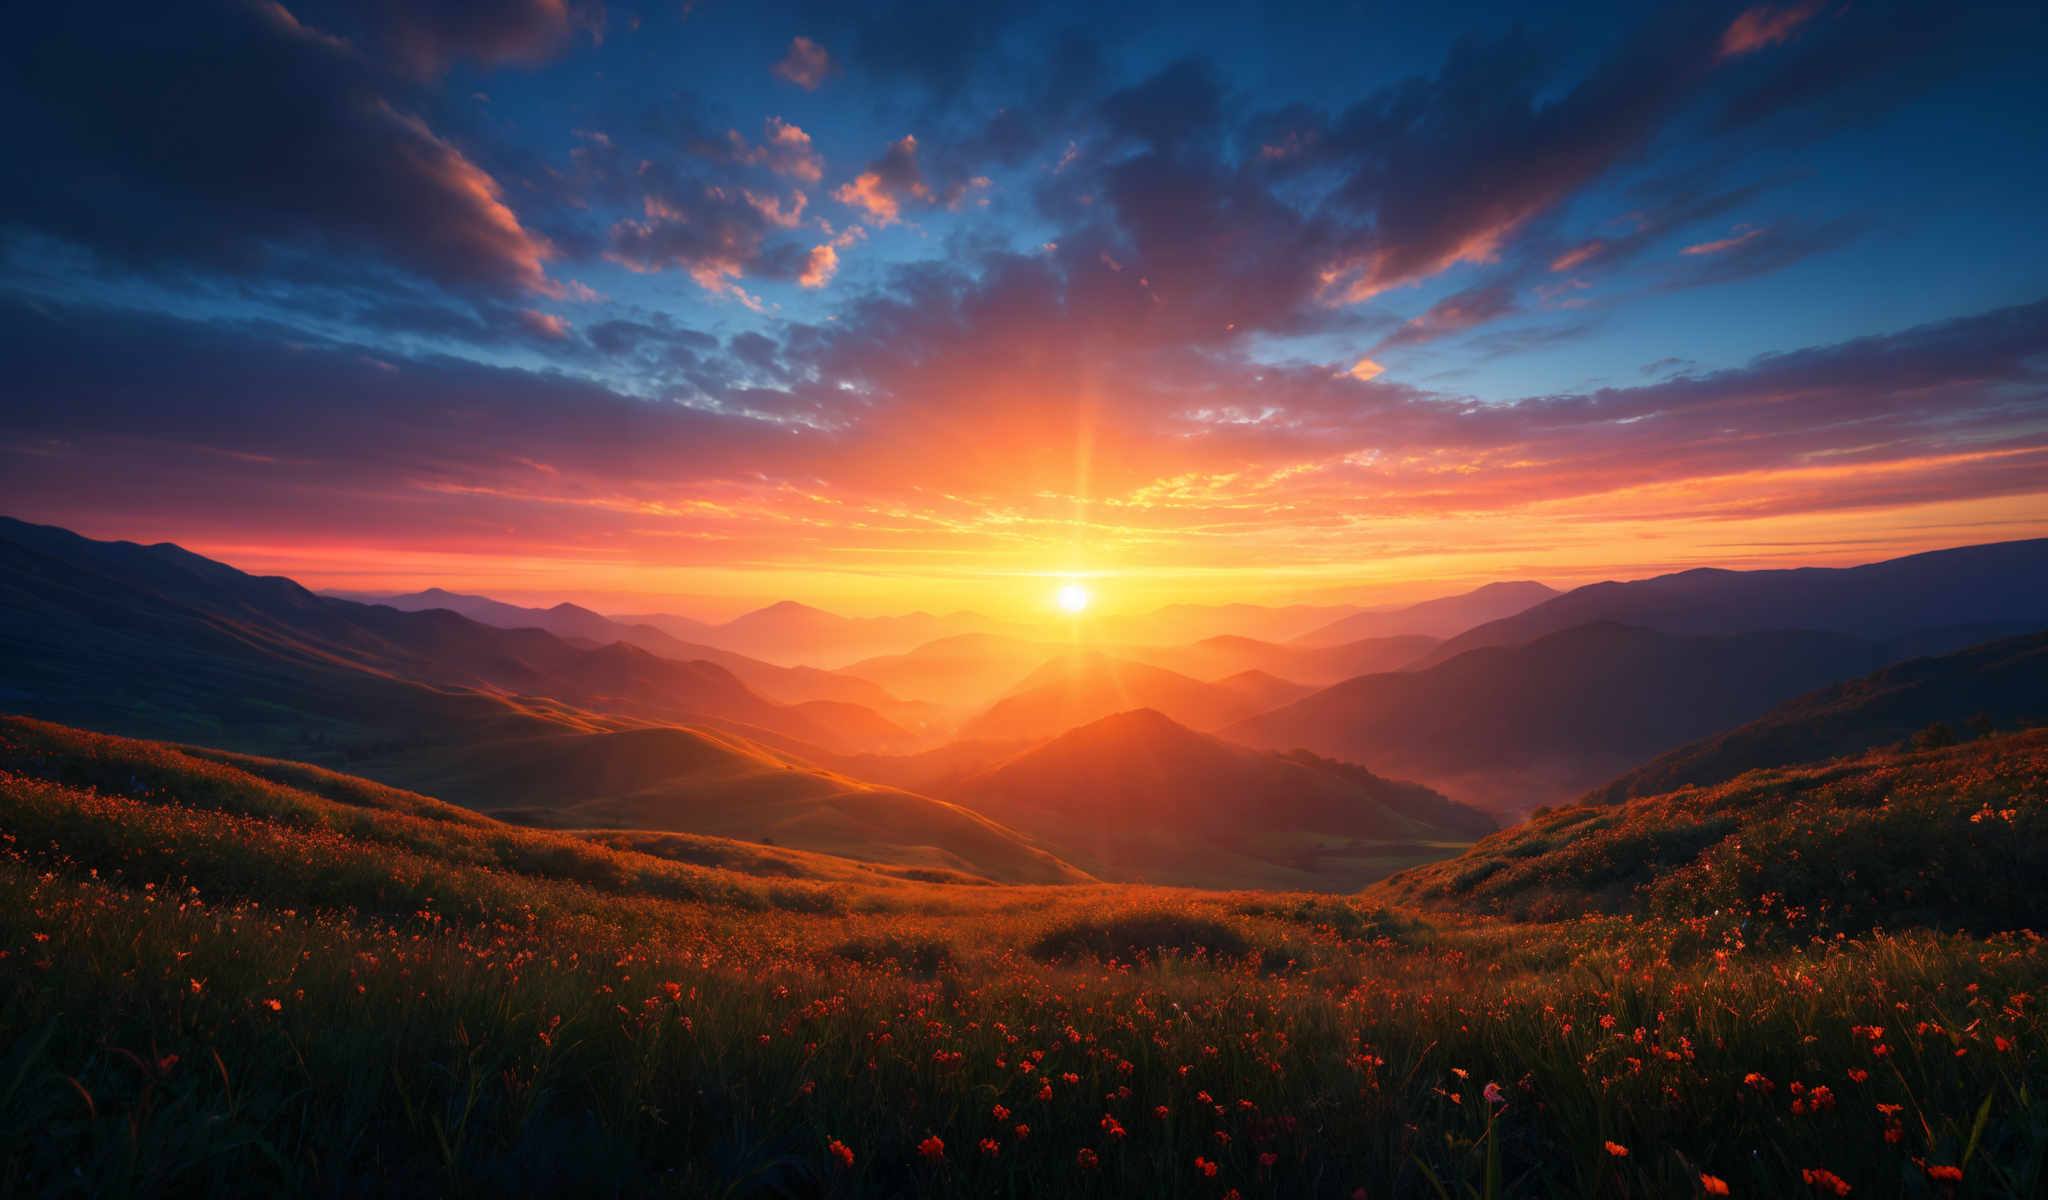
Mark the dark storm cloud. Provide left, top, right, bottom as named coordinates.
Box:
left=0, top=1, right=558, bottom=298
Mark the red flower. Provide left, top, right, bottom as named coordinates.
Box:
left=1604, top=1141, right=1629, bottom=1158
left=1800, top=1167, right=1851, bottom=1195
left=1196, top=1156, right=1219, bottom=1178
left=1702, top=1174, right=1730, bottom=1195
left=1076, top=1148, right=1099, bottom=1170
left=1922, top=1163, right=1963, bottom=1183
left=1014, top=1123, right=1030, bottom=1140
left=826, top=1139, right=854, bottom=1168
left=917, top=1135, right=945, bottom=1161
left=978, top=1138, right=1000, bottom=1159
left=992, top=1104, right=1010, bottom=1121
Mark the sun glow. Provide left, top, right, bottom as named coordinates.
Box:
left=1056, top=582, right=1091, bottom=613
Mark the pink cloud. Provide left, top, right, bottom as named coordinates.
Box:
left=728, top=117, right=824, bottom=183
left=1720, top=2, right=1826, bottom=59
left=1682, top=225, right=1767, bottom=256
left=833, top=136, right=930, bottom=225
left=798, top=244, right=838, bottom=288
left=772, top=36, right=832, bottom=90
left=516, top=309, right=570, bottom=338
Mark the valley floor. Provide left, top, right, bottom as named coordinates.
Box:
left=0, top=721, right=2043, bottom=1197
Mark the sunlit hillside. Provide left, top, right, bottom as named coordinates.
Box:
left=1373, top=728, right=2048, bottom=929
left=2, top=717, right=2042, bottom=1197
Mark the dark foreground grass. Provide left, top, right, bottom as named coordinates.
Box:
left=1, top=720, right=2044, bottom=1197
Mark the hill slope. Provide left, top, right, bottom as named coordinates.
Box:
left=1582, top=629, right=2048, bottom=805
left=1418, top=539, right=2048, bottom=666
left=0, top=530, right=1079, bottom=880
left=944, top=709, right=1493, bottom=889
left=1371, top=729, right=2048, bottom=933
left=1231, top=623, right=1892, bottom=811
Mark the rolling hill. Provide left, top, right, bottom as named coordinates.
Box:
left=942, top=708, right=1495, bottom=890
left=1292, top=580, right=1558, bottom=645
left=0, top=716, right=1032, bottom=889
left=1370, top=727, right=2048, bottom=933
left=1580, top=628, right=2048, bottom=805
left=1416, top=539, right=2048, bottom=667
left=1230, top=623, right=1895, bottom=812
left=0, top=523, right=1086, bottom=879
left=955, top=652, right=1268, bottom=742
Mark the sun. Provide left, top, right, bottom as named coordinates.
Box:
left=1056, top=582, right=1091, bottom=613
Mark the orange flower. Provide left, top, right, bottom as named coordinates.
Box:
left=1800, top=1167, right=1851, bottom=1195
left=1702, top=1173, right=1730, bottom=1195
left=1605, top=1141, right=1629, bottom=1158
left=826, top=1139, right=854, bottom=1168
left=1922, top=1163, right=1963, bottom=1183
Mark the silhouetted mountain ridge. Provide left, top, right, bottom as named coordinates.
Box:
left=942, top=708, right=1494, bottom=890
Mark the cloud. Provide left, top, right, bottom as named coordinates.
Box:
left=605, top=169, right=823, bottom=302
left=0, top=1, right=558, bottom=297
left=773, top=36, right=833, bottom=89
left=834, top=136, right=932, bottom=225
left=1719, top=1, right=1826, bottom=59
left=2, top=291, right=2043, bottom=580
left=799, top=245, right=839, bottom=288
left=727, top=117, right=825, bottom=183
left=516, top=308, right=571, bottom=339
left=1662, top=216, right=1864, bottom=288
left=370, top=0, right=605, bottom=76
left=1345, top=358, right=1386, bottom=381
left=1681, top=225, right=1767, bottom=255
left=1374, top=281, right=1522, bottom=351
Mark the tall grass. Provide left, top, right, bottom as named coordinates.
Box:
left=0, top=721, right=2043, bottom=1197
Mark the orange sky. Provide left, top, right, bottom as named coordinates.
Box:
left=143, top=483, right=2048, bottom=622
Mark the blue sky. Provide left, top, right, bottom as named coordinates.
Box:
left=1, top=0, right=2044, bottom=615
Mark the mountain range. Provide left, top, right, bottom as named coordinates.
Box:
left=1414, top=540, right=2048, bottom=666
left=1580, top=629, right=2048, bottom=805
left=1232, top=623, right=1901, bottom=812
left=11, top=513, right=2048, bottom=890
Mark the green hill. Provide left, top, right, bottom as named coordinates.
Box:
left=1371, top=729, right=2048, bottom=932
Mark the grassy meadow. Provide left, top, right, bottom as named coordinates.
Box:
left=1, top=717, right=2043, bottom=1197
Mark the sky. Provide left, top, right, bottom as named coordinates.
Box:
left=2, top=0, right=2045, bottom=620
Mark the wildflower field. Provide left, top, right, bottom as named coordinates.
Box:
left=1, top=718, right=2043, bottom=1197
